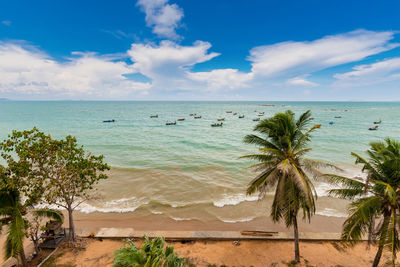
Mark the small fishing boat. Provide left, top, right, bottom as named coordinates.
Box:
left=103, top=119, right=115, bottom=123
left=226, top=111, right=232, bottom=113
left=259, top=112, right=265, bottom=114
left=233, top=112, right=237, bottom=115
left=217, top=118, right=225, bottom=121
left=369, top=126, right=378, bottom=131
left=310, top=117, right=315, bottom=120
left=211, top=122, right=223, bottom=127
left=258, top=113, right=264, bottom=116
left=150, top=115, right=158, bottom=118
left=166, top=121, right=176, bottom=125
left=253, top=118, right=260, bottom=121
left=329, top=121, right=334, bottom=125
left=189, top=113, right=196, bottom=116
left=194, top=116, right=202, bottom=119
left=238, top=115, right=245, bottom=118
left=373, top=120, right=382, bottom=124
left=334, top=116, right=342, bottom=118
left=177, top=118, right=185, bottom=121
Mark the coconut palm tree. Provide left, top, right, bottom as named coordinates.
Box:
left=327, top=138, right=400, bottom=267
left=242, top=110, right=331, bottom=263
left=0, top=180, right=63, bottom=266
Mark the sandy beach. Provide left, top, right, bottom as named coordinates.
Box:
left=51, top=238, right=385, bottom=267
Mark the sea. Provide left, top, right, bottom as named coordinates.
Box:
left=0, top=101, right=398, bottom=223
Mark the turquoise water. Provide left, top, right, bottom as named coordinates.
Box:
left=0, top=101, right=398, bottom=220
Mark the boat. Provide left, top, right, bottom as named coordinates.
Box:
left=194, top=116, right=202, bottom=119
left=369, top=126, right=379, bottom=131
left=233, top=113, right=237, bottom=115
left=334, top=116, right=342, bottom=118
left=329, top=121, right=334, bottom=125
left=226, top=111, right=232, bottom=113
left=150, top=115, right=158, bottom=118
left=259, top=112, right=265, bottom=114
left=310, top=117, right=315, bottom=120
left=166, top=121, right=176, bottom=125
left=177, top=118, right=185, bottom=121
left=211, top=122, right=223, bottom=127
left=253, top=118, right=260, bottom=121
left=103, top=119, right=115, bottom=123
left=258, top=114, right=264, bottom=116
left=217, top=118, right=225, bottom=121
left=189, top=113, right=196, bottom=116
left=374, top=120, right=382, bottom=124
left=238, top=115, right=244, bottom=118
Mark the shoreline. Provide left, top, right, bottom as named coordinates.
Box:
left=71, top=211, right=346, bottom=233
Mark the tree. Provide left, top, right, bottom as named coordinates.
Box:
left=0, top=167, right=63, bottom=266
left=242, top=110, right=332, bottom=263
left=327, top=138, right=400, bottom=267
left=0, top=128, right=110, bottom=242
left=112, top=236, right=189, bottom=267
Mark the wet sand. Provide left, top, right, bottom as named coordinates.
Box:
left=71, top=211, right=346, bottom=233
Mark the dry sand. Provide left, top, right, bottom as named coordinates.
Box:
left=53, top=238, right=388, bottom=267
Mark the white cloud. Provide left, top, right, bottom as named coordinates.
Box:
left=248, top=30, right=399, bottom=78
left=137, top=0, right=183, bottom=39
left=0, top=42, right=151, bottom=98
left=127, top=40, right=252, bottom=91
left=286, top=75, right=318, bottom=87
left=1, top=20, right=11, bottom=26
left=334, top=57, right=400, bottom=87
left=188, top=69, right=253, bottom=90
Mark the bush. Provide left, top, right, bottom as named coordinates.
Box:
left=112, top=236, right=190, bottom=267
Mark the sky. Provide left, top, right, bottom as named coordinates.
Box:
left=1, top=0, right=400, bottom=101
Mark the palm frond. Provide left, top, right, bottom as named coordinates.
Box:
left=32, top=208, right=64, bottom=223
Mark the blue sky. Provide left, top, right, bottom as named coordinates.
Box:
left=1, top=0, right=400, bottom=100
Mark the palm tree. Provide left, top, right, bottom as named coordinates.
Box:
left=242, top=110, right=331, bottom=263
left=0, top=182, right=63, bottom=266
left=327, top=138, right=400, bottom=267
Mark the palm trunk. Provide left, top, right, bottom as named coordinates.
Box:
left=293, top=214, right=300, bottom=263
left=372, top=243, right=384, bottom=267
left=67, top=207, right=75, bottom=241
left=19, top=248, right=27, bottom=267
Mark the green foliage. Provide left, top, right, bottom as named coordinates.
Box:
left=112, top=236, right=190, bottom=267
left=0, top=171, right=64, bottom=263
left=326, top=138, right=400, bottom=266
left=0, top=128, right=109, bottom=241
left=242, top=110, right=329, bottom=226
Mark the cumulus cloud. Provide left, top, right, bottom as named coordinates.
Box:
left=137, top=0, right=183, bottom=39
left=127, top=40, right=252, bottom=91
left=334, top=57, right=400, bottom=87
left=0, top=42, right=150, bottom=98
left=248, top=30, right=399, bottom=78
left=286, top=75, right=319, bottom=87
left=188, top=69, right=253, bottom=90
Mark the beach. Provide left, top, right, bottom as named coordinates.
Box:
left=49, top=238, right=384, bottom=267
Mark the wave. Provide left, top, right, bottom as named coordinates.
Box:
left=316, top=208, right=347, bottom=218
left=213, top=193, right=259, bottom=207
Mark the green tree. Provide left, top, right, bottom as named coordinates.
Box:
left=0, top=128, right=110, bottom=242
left=327, top=138, right=400, bottom=267
left=242, top=110, right=331, bottom=263
left=113, top=236, right=189, bottom=267
left=0, top=167, right=63, bottom=267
